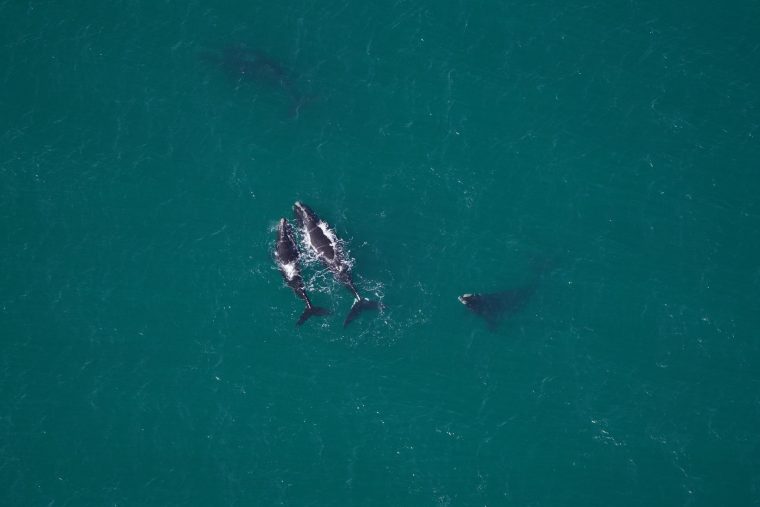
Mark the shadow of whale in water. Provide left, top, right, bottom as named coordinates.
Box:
left=201, top=43, right=312, bottom=116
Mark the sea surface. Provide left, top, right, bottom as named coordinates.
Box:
left=2, top=1, right=760, bottom=505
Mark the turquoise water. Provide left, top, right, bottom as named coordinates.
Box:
left=2, top=1, right=760, bottom=505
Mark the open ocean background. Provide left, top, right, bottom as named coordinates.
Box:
left=2, top=1, right=760, bottom=505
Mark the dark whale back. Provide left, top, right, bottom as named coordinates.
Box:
left=306, top=224, right=336, bottom=262
left=275, top=218, right=299, bottom=265
left=293, top=202, right=338, bottom=264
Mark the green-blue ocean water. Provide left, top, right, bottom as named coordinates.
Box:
left=2, top=0, right=759, bottom=505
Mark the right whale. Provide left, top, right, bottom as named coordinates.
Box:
left=201, top=43, right=311, bottom=116
left=293, top=202, right=382, bottom=327
left=274, top=218, right=330, bottom=326
left=459, top=260, right=551, bottom=329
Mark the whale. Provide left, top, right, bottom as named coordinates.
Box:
left=458, top=286, right=536, bottom=330
left=201, top=43, right=311, bottom=116
left=274, top=218, right=330, bottom=326
left=293, top=202, right=382, bottom=326
left=459, top=259, right=552, bottom=330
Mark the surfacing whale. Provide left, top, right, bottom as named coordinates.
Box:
left=293, top=202, right=382, bottom=326
left=458, top=286, right=536, bottom=330
left=459, top=259, right=552, bottom=330
left=274, top=218, right=330, bottom=326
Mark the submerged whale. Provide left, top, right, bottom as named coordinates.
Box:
left=274, top=218, right=330, bottom=326
left=458, top=287, right=536, bottom=330
left=459, top=260, right=551, bottom=329
left=293, top=202, right=382, bottom=326
left=202, top=43, right=310, bottom=115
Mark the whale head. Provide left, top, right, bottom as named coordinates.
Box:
left=293, top=201, right=316, bottom=227
left=458, top=294, right=475, bottom=306
left=277, top=217, right=291, bottom=239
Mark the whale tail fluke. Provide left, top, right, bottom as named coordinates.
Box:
left=296, top=306, right=331, bottom=326
left=344, top=298, right=383, bottom=327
